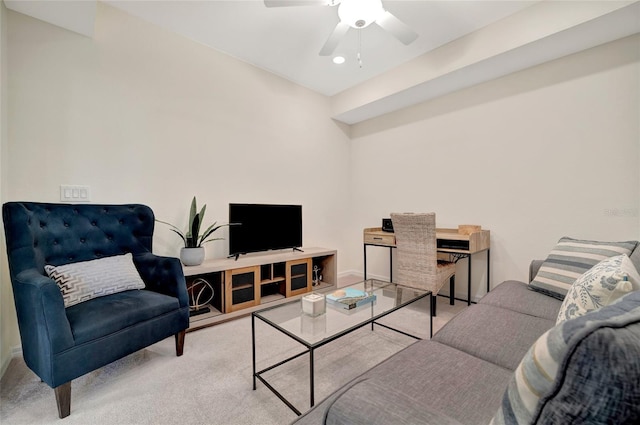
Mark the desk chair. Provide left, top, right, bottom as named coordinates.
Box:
left=390, top=212, right=456, bottom=316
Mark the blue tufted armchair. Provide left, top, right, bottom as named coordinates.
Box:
left=2, top=202, right=189, bottom=418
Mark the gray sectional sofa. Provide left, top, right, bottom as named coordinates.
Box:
left=292, top=255, right=640, bottom=425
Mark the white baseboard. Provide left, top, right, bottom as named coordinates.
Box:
left=0, top=345, right=22, bottom=379
left=338, top=270, right=387, bottom=281
left=11, top=345, right=22, bottom=357
left=337, top=269, right=363, bottom=279
left=0, top=356, right=9, bottom=379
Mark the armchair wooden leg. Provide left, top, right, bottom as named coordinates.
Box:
left=175, top=330, right=186, bottom=356
left=431, top=294, right=437, bottom=317
left=54, top=382, right=71, bottom=419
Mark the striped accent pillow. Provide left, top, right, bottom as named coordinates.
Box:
left=45, top=253, right=145, bottom=308
left=529, top=237, right=638, bottom=299
left=490, top=291, right=640, bottom=425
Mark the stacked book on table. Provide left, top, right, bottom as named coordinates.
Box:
left=326, top=288, right=376, bottom=310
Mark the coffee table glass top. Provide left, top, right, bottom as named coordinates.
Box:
left=253, top=279, right=430, bottom=346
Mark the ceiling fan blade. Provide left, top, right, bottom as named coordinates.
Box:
left=375, top=10, right=418, bottom=45
left=319, top=21, right=350, bottom=56
left=264, top=0, right=333, bottom=7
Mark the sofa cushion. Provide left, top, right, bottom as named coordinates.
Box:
left=556, top=254, right=640, bottom=324
left=66, top=289, right=180, bottom=345
left=491, top=291, right=640, bottom=425
left=479, top=280, right=562, bottom=321
left=294, top=340, right=512, bottom=425
left=433, top=303, right=555, bottom=370
left=325, top=378, right=464, bottom=425
left=360, top=340, right=513, bottom=425
left=529, top=237, right=637, bottom=300
left=45, top=253, right=145, bottom=307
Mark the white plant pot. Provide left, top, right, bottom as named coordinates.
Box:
left=180, top=247, right=205, bottom=266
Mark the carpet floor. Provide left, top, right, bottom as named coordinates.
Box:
left=0, top=296, right=466, bottom=425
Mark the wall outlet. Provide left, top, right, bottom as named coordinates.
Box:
left=60, top=185, right=91, bottom=202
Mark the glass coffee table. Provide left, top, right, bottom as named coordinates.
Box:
left=251, top=279, right=432, bottom=415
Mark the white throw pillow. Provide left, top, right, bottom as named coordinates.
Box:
left=45, top=253, right=145, bottom=308
left=556, top=254, right=640, bottom=324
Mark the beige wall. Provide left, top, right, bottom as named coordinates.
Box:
left=6, top=2, right=352, bottom=254
left=1, top=2, right=16, bottom=378
left=347, top=34, right=640, bottom=300
left=1, top=3, right=351, bottom=370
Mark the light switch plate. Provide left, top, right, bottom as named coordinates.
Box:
left=60, top=185, right=91, bottom=202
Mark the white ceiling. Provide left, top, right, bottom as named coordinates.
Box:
left=102, top=0, right=538, bottom=96
left=5, top=1, right=640, bottom=124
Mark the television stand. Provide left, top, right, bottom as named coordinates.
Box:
left=183, top=247, right=337, bottom=331
left=293, top=247, right=304, bottom=253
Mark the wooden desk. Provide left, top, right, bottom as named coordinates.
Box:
left=363, top=227, right=490, bottom=305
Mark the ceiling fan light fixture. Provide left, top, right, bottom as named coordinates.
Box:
left=332, top=56, right=346, bottom=64
left=338, top=0, right=383, bottom=29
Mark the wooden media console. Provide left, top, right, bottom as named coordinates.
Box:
left=182, top=247, right=337, bottom=331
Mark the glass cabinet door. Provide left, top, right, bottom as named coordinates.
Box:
left=286, top=258, right=311, bottom=297
left=225, top=266, right=260, bottom=312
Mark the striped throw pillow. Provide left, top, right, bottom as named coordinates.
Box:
left=529, top=237, right=637, bottom=299
left=491, top=291, right=640, bottom=425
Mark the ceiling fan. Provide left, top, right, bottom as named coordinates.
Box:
left=264, top=0, right=419, bottom=56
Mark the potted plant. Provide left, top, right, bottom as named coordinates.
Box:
left=158, top=196, right=227, bottom=266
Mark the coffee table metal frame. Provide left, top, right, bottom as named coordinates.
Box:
left=251, top=279, right=432, bottom=416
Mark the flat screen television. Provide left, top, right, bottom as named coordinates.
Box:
left=228, top=203, right=302, bottom=257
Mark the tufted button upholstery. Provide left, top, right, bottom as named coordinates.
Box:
left=3, top=202, right=155, bottom=273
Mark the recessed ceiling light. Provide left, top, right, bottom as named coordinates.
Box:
left=333, top=56, right=346, bottom=65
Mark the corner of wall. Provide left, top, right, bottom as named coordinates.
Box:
left=0, top=0, right=17, bottom=380
left=331, top=118, right=352, bottom=140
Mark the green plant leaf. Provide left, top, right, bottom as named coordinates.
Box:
left=169, top=229, right=187, bottom=246
left=156, top=197, right=229, bottom=249
left=156, top=219, right=187, bottom=239
left=199, top=204, right=207, bottom=227
left=190, top=213, right=201, bottom=247
left=187, top=196, right=197, bottom=238
left=199, top=222, right=229, bottom=245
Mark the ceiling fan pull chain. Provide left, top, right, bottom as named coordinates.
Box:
left=358, top=30, right=363, bottom=68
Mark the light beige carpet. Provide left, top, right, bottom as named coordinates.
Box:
left=0, top=295, right=466, bottom=425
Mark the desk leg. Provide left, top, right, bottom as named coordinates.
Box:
left=487, top=249, right=491, bottom=294
left=429, top=292, right=433, bottom=339
left=389, top=247, right=393, bottom=283
left=449, top=276, right=455, bottom=305
left=363, top=245, right=367, bottom=280
left=467, top=256, right=472, bottom=306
